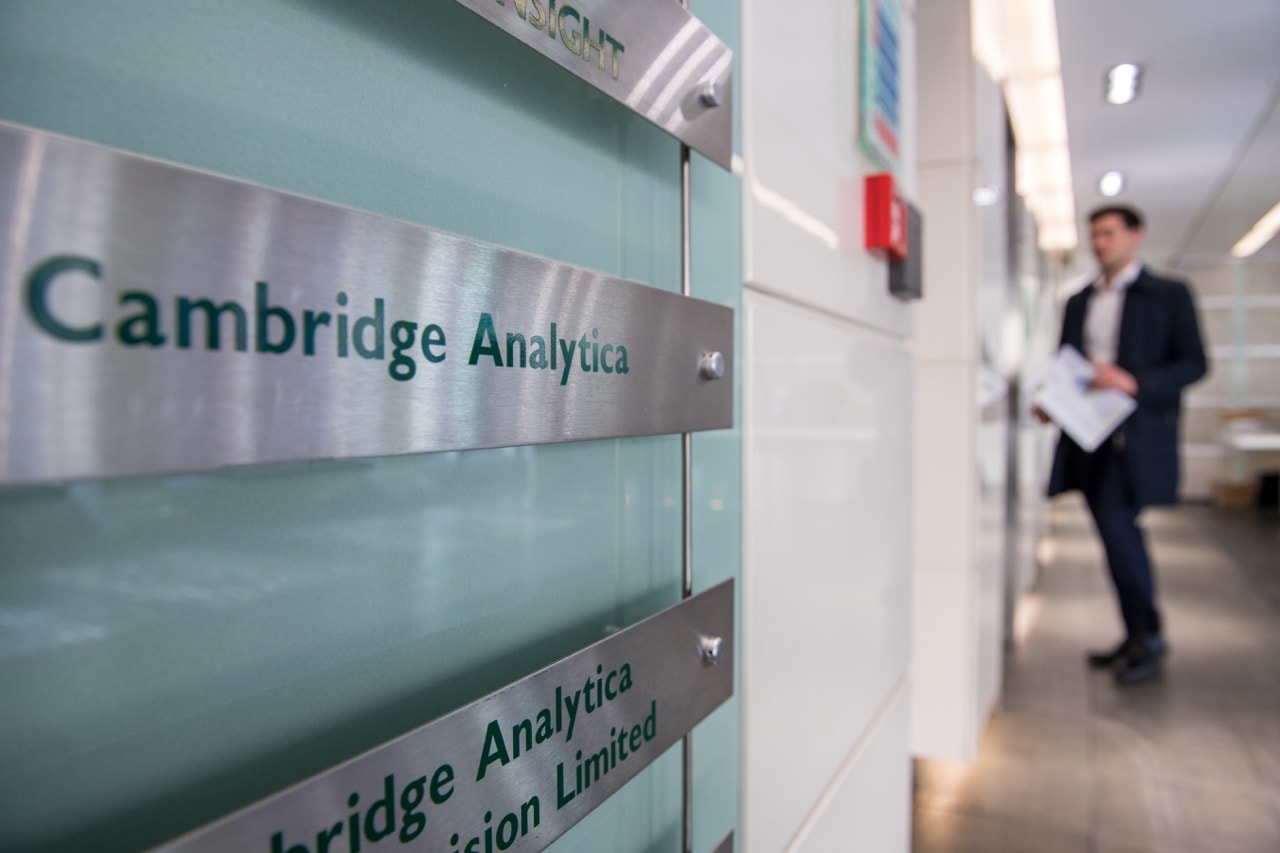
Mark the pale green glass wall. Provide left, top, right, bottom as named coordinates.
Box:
left=0, top=1, right=741, bottom=850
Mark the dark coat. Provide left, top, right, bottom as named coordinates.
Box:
left=1047, top=267, right=1208, bottom=508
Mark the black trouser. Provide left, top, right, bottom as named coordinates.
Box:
left=1081, top=441, right=1162, bottom=639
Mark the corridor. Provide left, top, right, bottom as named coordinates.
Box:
left=913, top=498, right=1280, bottom=852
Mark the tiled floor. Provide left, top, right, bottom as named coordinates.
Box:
left=913, top=497, right=1280, bottom=853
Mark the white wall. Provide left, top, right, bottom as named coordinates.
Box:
left=740, top=0, right=917, bottom=849
left=910, top=0, right=1010, bottom=761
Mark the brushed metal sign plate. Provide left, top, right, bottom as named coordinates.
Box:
left=450, top=0, right=733, bottom=168
left=0, top=122, right=733, bottom=486
left=155, top=580, right=734, bottom=853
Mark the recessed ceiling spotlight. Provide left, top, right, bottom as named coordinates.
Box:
left=1099, top=171, right=1125, bottom=197
left=1106, top=63, right=1141, bottom=104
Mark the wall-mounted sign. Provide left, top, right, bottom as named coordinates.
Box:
left=155, top=580, right=734, bottom=852
left=450, top=0, right=733, bottom=169
left=0, top=122, right=733, bottom=486
left=859, top=0, right=902, bottom=172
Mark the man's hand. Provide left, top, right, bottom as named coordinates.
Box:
left=1090, top=361, right=1138, bottom=396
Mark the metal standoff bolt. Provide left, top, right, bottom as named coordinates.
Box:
left=697, top=80, right=722, bottom=108
left=700, top=635, right=724, bottom=666
left=699, top=351, right=726, bottom=380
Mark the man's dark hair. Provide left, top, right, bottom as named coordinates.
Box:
left=1088, top=204, right=1143, bottom=230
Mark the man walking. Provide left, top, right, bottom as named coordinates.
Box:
left=1046, top=204, right=1208, bottom=684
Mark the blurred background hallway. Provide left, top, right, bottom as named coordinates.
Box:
left=913, top=500, right=1280, bottom=852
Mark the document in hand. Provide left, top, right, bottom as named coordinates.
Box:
left=1031, top=345, right=1137, bottom=452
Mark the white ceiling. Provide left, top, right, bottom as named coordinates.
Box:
left=1055, top=0, right=1280, bottom=273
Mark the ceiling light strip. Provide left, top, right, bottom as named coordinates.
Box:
left=1231, top=200, right=1280, bottom=258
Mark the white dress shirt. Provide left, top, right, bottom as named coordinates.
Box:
left=1084, top=260, right=1141, bottom=364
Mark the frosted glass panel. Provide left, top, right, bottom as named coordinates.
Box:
left=0, top=0, right=740, bottom=849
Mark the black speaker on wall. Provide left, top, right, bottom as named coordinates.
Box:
left=889, top=201, right=922, bottom=300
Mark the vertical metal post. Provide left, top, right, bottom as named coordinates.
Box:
left=679, top=2, right=695, bottom=846
left=679, top=137, right=695, bottom=853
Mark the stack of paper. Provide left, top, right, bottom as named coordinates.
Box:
left=1031, top=345, right=1136, bottom=452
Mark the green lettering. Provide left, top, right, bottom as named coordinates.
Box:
left=422, top=323, right=446, bottom=363
left=618, top=663, right=632, bottom=692
left=398, top=775, right=427, bottom=843
left=558, top=336, right=576, bottom=385
left=521, top=797, right=540, bottom=835
left=604, top=34, right=624, bottom=79
left=255, top=281, right=295, bottom=354
left=512, top=718, right=534, bottom=758
left=315, top=821, right=343, bottom=853
left=177, top=297, right=247, bottom=351
left=364, top=775, right=395, bottom=842
left=555, top=762, right=575, bottom=808
left=581, top=18, right=607, bottom=71
left=389, top=320, right=417, bottom=381
left=352, top=298, right=385, bottom=360
left=527, top=0, right=546, bottom=29
left=272, top=831, right=309, bottom=853
left=303, top=310, right=331, bottom=356
left=614, top=345, right=629, bottom=374
left=115, top=290, right=165, bottom=346
left=430, top=763, right=454, bottom=804
left=530, top=335, right=548, bottom=369
left=25, top=255, right=103, bottom=342
left=558, top=5, right=582, bottom=55
left=600, top=343, right=614, bottom=373
left=336, top=292, right=349, bottom=357
left=469, top=313, right=503, bottom=366
left=496, top=813, right=518, bottom=850
left=506, top=332, right=527, bottom=368
left=535, top=709, right=554, bottom=743
left=476, top=720, right=511, bottom=780
left=583, top=746, right=607, bottom=788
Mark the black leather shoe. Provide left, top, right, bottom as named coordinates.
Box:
left=1085, top=635, right=1167, bottom=666
left=1087, top=640, right=1129, bottom=669
left=1114, top=635, right=1166, bottom=685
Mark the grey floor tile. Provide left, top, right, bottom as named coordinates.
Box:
left=913, top=803, right=1089, bottom=853
left=978, top=708, right=1092, bottom=762
left=1231, top=707, right=1280, bottom=789
left=1092, top=706, right=1259, bottom=787
left=912, top=502, right=1280, bottom=853
left=914, top=752, right=1094, bottom=837
left=1094, top=771, right=1280, bottom=852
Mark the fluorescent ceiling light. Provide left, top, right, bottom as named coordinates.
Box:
left=1106, top=63, right=1141, bottom=104
left=972, top=0, right=1077, bottom=251
left=1015, top=147, right=1072, bottom=195
left=1099, top=171, right=1125, bottom=197
left=1231, top=200, right=1280, bottom=258
left=1004, top=76, right=1068, bottom=148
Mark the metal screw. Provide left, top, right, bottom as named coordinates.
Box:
left=699, top=351, right=726, bottom=380
left=700, top=635, right=723, bottom=666
left=697, top=80, right=722, bottom=108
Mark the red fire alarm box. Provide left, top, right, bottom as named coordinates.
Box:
left=865, top=173, right=908, bottom=261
